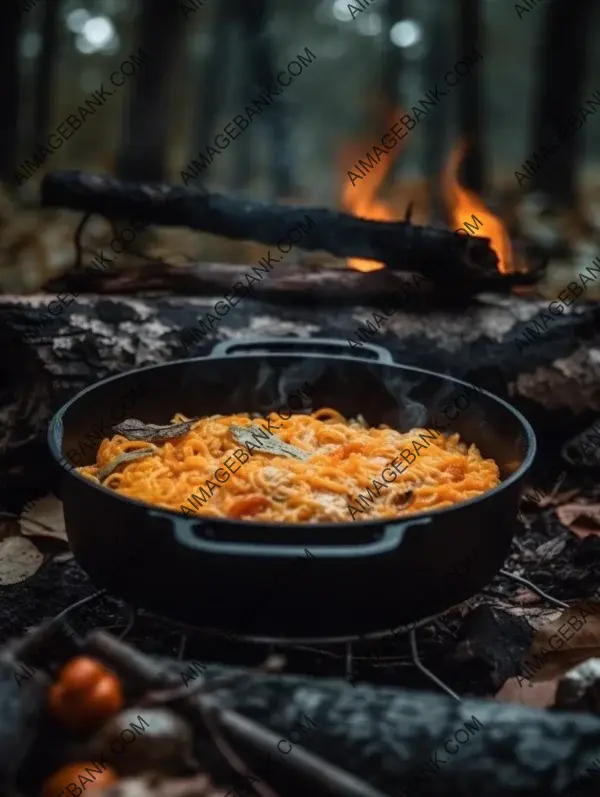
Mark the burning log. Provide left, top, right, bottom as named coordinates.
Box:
left=40, top=171, right=501, bottom=279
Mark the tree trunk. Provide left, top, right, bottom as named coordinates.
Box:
left=528, top=0, right=596, bottom=206
left=0, top=2, right=22, bottom=185
left=31, top=0, right=60, bottom=160
left=422, top=0, right=453, bottom=224
left=236, top=0, right=292, bottom=199
left=188, top=0, right=233, bottom=191
left=457, top=0, right=484, bottom=194
left=116, top=0, right=184, bottom=182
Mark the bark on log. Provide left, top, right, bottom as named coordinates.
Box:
left=40, top=171, right=500, bottom=278
left=1, top=292, right=600, bottom=471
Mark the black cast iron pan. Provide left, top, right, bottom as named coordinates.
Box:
left=48, top=337, right=536, bottom=639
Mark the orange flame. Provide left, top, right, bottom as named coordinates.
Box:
left=340, top=113, right=405, bottom=272
left=441, top=140, right=514, bottom=274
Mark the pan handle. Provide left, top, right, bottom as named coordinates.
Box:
left=209, top=337, right=394, bottom=364
left=150, top=510, right=431, bottom=558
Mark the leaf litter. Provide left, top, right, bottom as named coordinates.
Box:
left=0, top=536, right=44, bottom=585
left=0, top=494, right=72, bottom=585
left=522, top=602, right=600, bottom=683
left=20, top=493, right=68, bottom=542
left=556, top=502, right=600, bottom=539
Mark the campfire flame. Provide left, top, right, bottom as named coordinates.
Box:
left=341, top=127, right=515, bottom=275
left=441, top=140, right=514, bottom=274
left=340, top=113, right=405, bottom=272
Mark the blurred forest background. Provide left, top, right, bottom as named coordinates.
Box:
left=1, top=0, right=600, bottom=296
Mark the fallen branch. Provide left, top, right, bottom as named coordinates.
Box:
left=41, top=171, right=500, bottom=279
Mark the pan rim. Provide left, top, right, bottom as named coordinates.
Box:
left=47, top=350, right=537, bottom=529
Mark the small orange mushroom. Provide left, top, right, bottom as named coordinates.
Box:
left=48, top=656, right=124, bottom=732
left=41, top=762, right=118, bottom=797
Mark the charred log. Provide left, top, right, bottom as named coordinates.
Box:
left=38, top=260, right=535, bottom=303
left=198, top=664, right=600, bottom=797
left=40, top=171, right=500, bottom=278
left=79, top=630, right=600, bottom=797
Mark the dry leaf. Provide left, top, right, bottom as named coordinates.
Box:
left=495, top=676, right=557, bottom=708
left=113, top=417, right=200, bottom=442
left=556, top=502, right=600, bottom=538
left=230, top=424, right=311, bottom=461
left=534, top=537, right=567, bottom=563
left=98, top=447, right=158, bottom=482
left=523, top=602, right=600, bottom=682
left=504, top=604, right=562, bottom=629
left=511, top=587, right=546, bottom=606
left=0, top=536, right=44, bottom=584
left=20, top=493, right=68, bottom=542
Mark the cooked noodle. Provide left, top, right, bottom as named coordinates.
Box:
left=76, top=410, right=501, bottom=522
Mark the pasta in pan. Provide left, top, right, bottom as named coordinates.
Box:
left=76, top=409, right=500, bottom=523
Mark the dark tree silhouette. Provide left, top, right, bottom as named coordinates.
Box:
left=116, top=0, right=184, bottom=182
left=188, top=1, right=234, bottom=192
left=32, top=0, right=61, bottom=160
left=235, top=0, right=292, bottom=199
left=529, top=0, right=596, bottom=206
left=457, top=0, right=484, bottom=194
left=422, top=0, right=453, bottom=223
left=382, top=0, right=408, bottom=187
left=0, top=3, right=23, bottom=186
